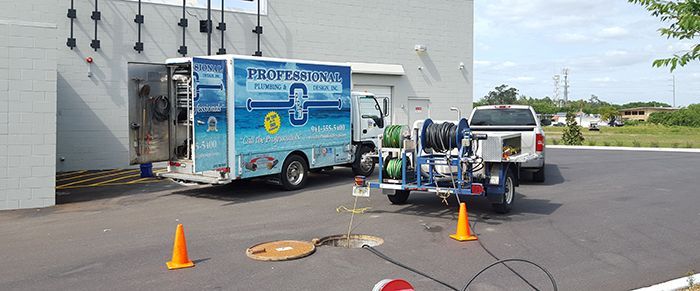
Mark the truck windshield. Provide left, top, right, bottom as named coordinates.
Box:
left=359, top=96, right=382, bottom=117
left=470, top=109, right=537, bottom=126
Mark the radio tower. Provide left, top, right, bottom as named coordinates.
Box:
left=562, top=68, right=570, bottom=105
left=553, top=74, right=561, bottom=107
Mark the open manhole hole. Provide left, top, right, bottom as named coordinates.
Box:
left=246, top=240, right=316, bottom=261
left=315, top=234, right=384, bottom=248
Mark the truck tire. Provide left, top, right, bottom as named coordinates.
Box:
left=280, top=155, right=308, bottom=191
left=532, top=165, right=546, bottom=183
left=492, top=170, right=515, bottom=214
left=352, top=145, right=375, bottom=177
left=387, top=190, right=410, bottom=205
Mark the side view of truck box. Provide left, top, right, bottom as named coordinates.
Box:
left=127, top=55, right=389, bottom=190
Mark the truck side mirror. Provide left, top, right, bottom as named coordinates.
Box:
left=375, top=116, right=384, bottom=128
left=382, top=98, right=390, bottom=117
left=540, top=119, right=552, bottom=126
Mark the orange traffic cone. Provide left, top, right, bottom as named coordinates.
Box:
left=166, top=224, right=195, bottom=270
left=450, top=203, right=477, bottom=242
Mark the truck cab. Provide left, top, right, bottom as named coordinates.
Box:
left=127, top=55, right=390, bottom=189
left=350, top=92, right=389, bottom=175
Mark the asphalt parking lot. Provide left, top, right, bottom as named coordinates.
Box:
left=1, top=149, right=699, bottom=290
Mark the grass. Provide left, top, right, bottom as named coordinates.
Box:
left=544, top=124, right=700, bottom=148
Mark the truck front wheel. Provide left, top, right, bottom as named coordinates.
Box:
left=352, top=145, right=375, bottom=177
left=280, top=155, right=308, bottom=191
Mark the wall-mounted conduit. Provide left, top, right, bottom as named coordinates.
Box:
left=252, top=0, right=262, bottom=56
left=216, top=0, right=226, bottom=55
left=134, top=0, right=144, bottom=53
left=177, top=0, right=188, bottom=56
left=67, top=0, right=76, bottom=49
left=90, top=0, right=101, bottom=51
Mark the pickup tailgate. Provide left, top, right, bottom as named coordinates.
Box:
left=470, top=126, right=537, bottom=155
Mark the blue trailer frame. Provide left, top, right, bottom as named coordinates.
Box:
left=369, top=118, right=511, bottom=202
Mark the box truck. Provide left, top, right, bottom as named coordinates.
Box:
left=128, top=55, right=389, bottom=190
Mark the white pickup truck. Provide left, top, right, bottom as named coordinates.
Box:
left=469, top=105, right=546, bottom=182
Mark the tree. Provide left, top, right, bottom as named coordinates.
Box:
left=562, top=112, right=585, bottom=145
left=599, top=106, right=620, bottom=125
left=628, top=0, right=700, bottom=71
left=481, top=84, right=519, bottom=105
left=619, top=101, right=671, bottom=109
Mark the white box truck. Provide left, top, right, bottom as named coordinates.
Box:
left=128, top=55, right=389, bottom=190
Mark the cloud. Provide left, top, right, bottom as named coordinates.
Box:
left=598, top=26, right=629, bottom=38
left=499, top=61, right=517, bottom=68
left=590, top=77, right=616, bottom=83
left=557, top=33, right=592, bottom=43
left=509, top=76, right=536, bottom=82
left=474, top=60, right=493, bottom=67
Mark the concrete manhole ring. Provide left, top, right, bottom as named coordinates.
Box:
left=314, top=234, right=384, bottom=248
left=246, top=240, right=316, bottom=261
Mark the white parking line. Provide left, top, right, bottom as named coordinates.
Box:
left=632, top=273, right=700, bottom=291
left=548, top=145, right=700, bottom=153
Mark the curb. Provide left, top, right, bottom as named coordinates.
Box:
left=548, top=145, right=700, bottom=153
left=632, top=273, right=700, bottom=291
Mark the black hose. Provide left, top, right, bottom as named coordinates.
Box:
left=362, top=245, right=460, bottom=291
left=425, top=122, right=457, bottom=153
left=152, top=95, right=170, bottom=122
left=462, top=258, right=558, bottom=291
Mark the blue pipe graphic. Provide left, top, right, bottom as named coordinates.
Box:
left=246, top=82, right=343, bottom=127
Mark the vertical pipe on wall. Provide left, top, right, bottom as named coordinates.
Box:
left=216, top=0, right=226, bottom=55
left=252, top=0, right=262, bottom=56
left=134, top=0, right=144, bottom=53
left=67, top=0, right=76, bottom=49
left=177, top=0, right=188, bottom=56
left=90, top=0, right=101, bottom=51
left=207, top=0, right=211, bottom=55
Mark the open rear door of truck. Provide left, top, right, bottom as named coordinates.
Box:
left=127, top=62, right=172, bottom=165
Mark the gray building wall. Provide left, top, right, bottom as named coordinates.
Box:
left=0, top=0, right=59, bottom=209
left=50, top=0, right=473, bottom=172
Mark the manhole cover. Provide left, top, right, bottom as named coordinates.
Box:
left=315, top=234, right=384, bottom=248
left=246, top=240, right=316, bottom=261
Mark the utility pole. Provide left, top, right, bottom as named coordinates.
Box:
left=672, top=74, right=676, bottom=108
left=553, top=74, right=561, bottom=107
left=562, top=68, right=570, bottom=105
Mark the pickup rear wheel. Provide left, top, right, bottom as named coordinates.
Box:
left=387, top=190, right=410, bottom=205
left=492, top=170, right=515, bottom=214
left=280, top=155, right=308, bottom=191
left=533, top=165, right=546, bottom=183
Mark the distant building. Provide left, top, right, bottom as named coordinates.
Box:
left=619, top=107, right=679, bottom=121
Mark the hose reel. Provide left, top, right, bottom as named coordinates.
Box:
left=382, top=125, right=410, bottom=148
left=420, top=119, right=469, bottom=153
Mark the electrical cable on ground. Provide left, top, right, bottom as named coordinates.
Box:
left=361, top=216, right=559, bottom=291
left=362, top=245, right=460, bottom=291
left=470, top=219, right=542, bottom=290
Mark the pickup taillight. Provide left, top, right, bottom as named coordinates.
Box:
left=536, top=133, right=544, bottom=152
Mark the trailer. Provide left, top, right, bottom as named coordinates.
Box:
left=370, top=118, right=539, bottom=213
left=127, top=55, right=389, bottom=190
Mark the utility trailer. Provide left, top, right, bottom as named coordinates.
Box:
left=128, top=55, right=388, bottom=190
left=369, top=119, right=539, bottom=213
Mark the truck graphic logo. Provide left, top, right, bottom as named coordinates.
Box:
left=246, top=83, right=342, bottom=127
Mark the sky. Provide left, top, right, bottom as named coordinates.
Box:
left=474, top=0, right=700, bottom=106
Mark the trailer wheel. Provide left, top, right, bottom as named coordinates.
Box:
left=352, top=145, right=375, bottom=177
left=492, top=170, right=515, bottom=214
left=387, top=190, right=410, bottom=205
left=280, top=155, right=308, bottom=191
left=532, top=165, right=546, bottom=183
